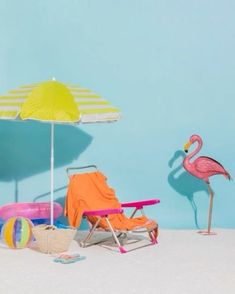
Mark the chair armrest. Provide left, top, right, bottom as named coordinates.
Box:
left=121, top=199, right=160, bottom=209
left=83, top=208, right=123, bottom=217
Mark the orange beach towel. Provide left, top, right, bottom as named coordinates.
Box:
left=65, top=172, right=157, bottom=233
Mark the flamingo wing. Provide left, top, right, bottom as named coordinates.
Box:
left=194, top=156, right=228, bottom=176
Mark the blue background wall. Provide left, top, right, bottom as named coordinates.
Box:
left=0, top=0, right=234, bottom=229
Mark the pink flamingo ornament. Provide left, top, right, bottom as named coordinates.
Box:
left=183, top=134, right=231, bottom=235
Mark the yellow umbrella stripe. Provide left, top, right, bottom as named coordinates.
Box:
left=0, top=102, right=23, bottom=106
left=4, top=83, right=104, bottom=98
left=0, top=95, right=28, bottom=99
left=73, top=93, right=101, bottom=98
left=68, top=88, right=92, bottom=93
left=0, top=111, right=18, bottom=118
left=79, top=107, right=119, bottom=115
left=0, top=94, right=98, bottom=99
left=76, top=101, right=109, bottom=106
left=9, top=89, right=33, bottom=94
left=75, top=98, right=105, bottom=102
left=0, top=96, right=107, bottom=103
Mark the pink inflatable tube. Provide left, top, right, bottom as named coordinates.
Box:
left=0, top=202, right=63, bottom=221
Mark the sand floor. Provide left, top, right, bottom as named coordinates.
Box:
left=0, top=229, right=235, bottom=294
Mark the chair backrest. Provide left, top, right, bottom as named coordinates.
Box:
left=72, top=171, right=121, bottom=209
left=65, top=170, right=121, bottom=227
left=66, top=165, right=98, bottom=177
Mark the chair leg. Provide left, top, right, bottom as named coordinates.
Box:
left=149, top=230, right=157, bottom=245
left=140, top=208, right=145, bottom=216
left=117, top=232, right=128, bottom=246
left=81, top=217, right=101, bottom=247
left=130, top=207, right=146, bottom=219
left=130, top=208, right=138, bottom=218
left=105, top=217, right=127, bottom=254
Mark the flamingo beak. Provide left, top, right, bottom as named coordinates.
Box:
left=184, top=141, right=192, bottom=153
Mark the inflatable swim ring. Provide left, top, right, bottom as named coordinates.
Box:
left=0, top=202, right=63, bottom=221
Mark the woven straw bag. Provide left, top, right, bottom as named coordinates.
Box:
left=32, top=225, right=76, bottom=254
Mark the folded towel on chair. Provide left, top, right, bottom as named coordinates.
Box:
left=65, top=172, right=157, bottom=234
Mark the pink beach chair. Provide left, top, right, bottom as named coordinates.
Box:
left=66, top=165, right=160, bottom=253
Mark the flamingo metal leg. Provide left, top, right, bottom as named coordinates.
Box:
left=198, top=183, right=217, bottom=236
left=207, top=184, right=215, bottom=234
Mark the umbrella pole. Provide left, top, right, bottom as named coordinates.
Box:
left=50, top=123, right=54, bottom=225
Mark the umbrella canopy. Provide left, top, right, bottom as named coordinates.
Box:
left=0, top=79, right=120, bottom=224
left=0, top=80, right=120, bottom=123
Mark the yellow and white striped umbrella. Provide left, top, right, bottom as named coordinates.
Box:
left=0, top=79, right=120, bottom=225
left=0, top=80, right=120, bottom=123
